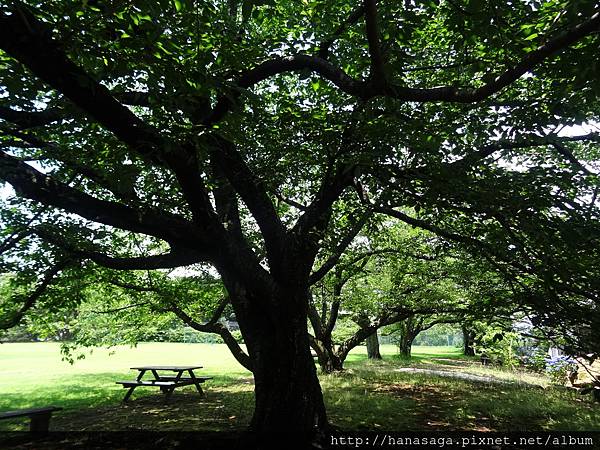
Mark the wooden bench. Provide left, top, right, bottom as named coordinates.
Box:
left=0, top=406, right=62, bottom=432
left=116, top=376, right=212, bottom=401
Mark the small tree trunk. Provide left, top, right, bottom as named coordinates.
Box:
left=462, top=326, right=476, bottom=356
left=397, top=333, right=414, bottom=358
left=312, top=338, right=345, bottom=373
left=366, top=331, right=382, bottom=359
left=317, top=350, right=345, bottom=373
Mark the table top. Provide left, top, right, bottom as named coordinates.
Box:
left=130, top=365, right=203, bottom=371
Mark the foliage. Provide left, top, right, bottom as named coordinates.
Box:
left=330, top=317, right=360, bottom=345
left=1, top=0, right=600, bottom=429
left=230, top=330, right=244, bottom=344
left=524, top=347, right=552, bottom=373
left=477, top=329, right=522, bottom=368
left=0, top=324, right=37, bottom=342
left=545, top=355, right=578, bottom=385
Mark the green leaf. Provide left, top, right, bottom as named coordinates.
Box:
left=311, top=79, right=320, bottom=92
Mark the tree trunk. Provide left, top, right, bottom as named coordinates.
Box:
left=315, top=348, right=345, bottom=373
left=224, top=276, right=328, bottom=434
left=462, top=326, right=476, bottom=357
left=250, top=323, right=327, bottom=433
left=397, top=333, right=414, bottom=358
left=310, top=335, right=345, bottom=373
left=366, top=331, right=382, bottom=359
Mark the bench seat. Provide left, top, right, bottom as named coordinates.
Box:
left=116, top=376, right=213, bottom=401
left=0, top=406, right=62, bottom=432
left=116, top=376, right=212, bottom=387
left=117, top=380, right=177, bottom=387
left=152, top=376, right=213, bottom=382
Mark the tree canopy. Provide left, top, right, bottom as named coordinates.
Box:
left=1, top=0, right=599, bottom=436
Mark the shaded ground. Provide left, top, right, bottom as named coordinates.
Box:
left=52, top=385, right=255, bottom=432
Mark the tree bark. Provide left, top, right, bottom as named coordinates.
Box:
left=462, top=326, right=476, bottom=356
left=311, top=336, right=345, bottom=373
left=397, top=332, right=414, bottom=358
left=366, top=331, right=382, bottom=359
left=250, top=322, right=326, bottom=433
left=223, top=276, right=328, bottom=434
left=314, top=346, right=345, bottom=373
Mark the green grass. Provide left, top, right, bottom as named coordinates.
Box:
left=1, top=343, right=598, bottom=432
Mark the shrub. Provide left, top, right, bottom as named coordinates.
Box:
left=524, top=347, right=549, bottom=372
left=545, top=355, right=577, bottom=385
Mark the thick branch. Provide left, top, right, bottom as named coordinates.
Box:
left=364, top=0, right=386, bottom=85
left=0, top=229, right=32, bottom=255
left=211, top=162, right=243, bottom=238
left=0, top=7, right=217, bottom=227
left=169, top=304, right=252, bottom=371
left=0, top=106, right=63, bottom=129
left=206, top=9, right=600, bottom=124
left=37, top=229, right=204, bottom=270
left=307, top=293, right=325, bottom=339
left=2, top=130, right=142, bottom=202
left=552, top=142, right=596, bottom=175
left=0, top=7, right=165, bottom=162
left=293, top=164, right=356, bottom=241
left=0, top=149, right=204, bottom=246
left=309, top=211, right=371, bottom=285
left=325, top=298, right=341, bottom=337
left=209, top=138, right=286, bottom=262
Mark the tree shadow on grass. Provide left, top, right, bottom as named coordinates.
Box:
left=0, top=372, right=255, bottom=432
left=53, top=389, right=255, bottom=432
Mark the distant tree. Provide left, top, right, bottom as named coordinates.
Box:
left=462, top=325, right=477, bottom=357
left=309, top=220, right=491, bottom=371
left=386, top=314, right=457, bottom=358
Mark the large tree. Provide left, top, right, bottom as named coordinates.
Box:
left=1, top=0, right=600, bottom=436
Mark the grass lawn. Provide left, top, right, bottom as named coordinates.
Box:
left=1, top=342, right=598, bottom=432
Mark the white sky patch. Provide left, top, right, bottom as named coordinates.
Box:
left=557, top=121, right=599, bottom=137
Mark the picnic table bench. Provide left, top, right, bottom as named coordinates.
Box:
left=0, top=406, right=62, bottom=432
left=116, top=365, right=212, bottom=402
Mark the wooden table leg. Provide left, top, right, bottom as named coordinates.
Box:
left=188, top=369, right=204, bottom=396
left=162, top=370, right=183, bottom=401
left=123, top=386, right=136, bottom=402
left=29, top=413, right=51, bottom=432
left=164, top=387, right=175, bottom=400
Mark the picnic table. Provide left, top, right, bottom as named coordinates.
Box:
left=116, top=365, right=212, bottom=402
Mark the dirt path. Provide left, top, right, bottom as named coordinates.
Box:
left=394, top=367, right=536, bottom=385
